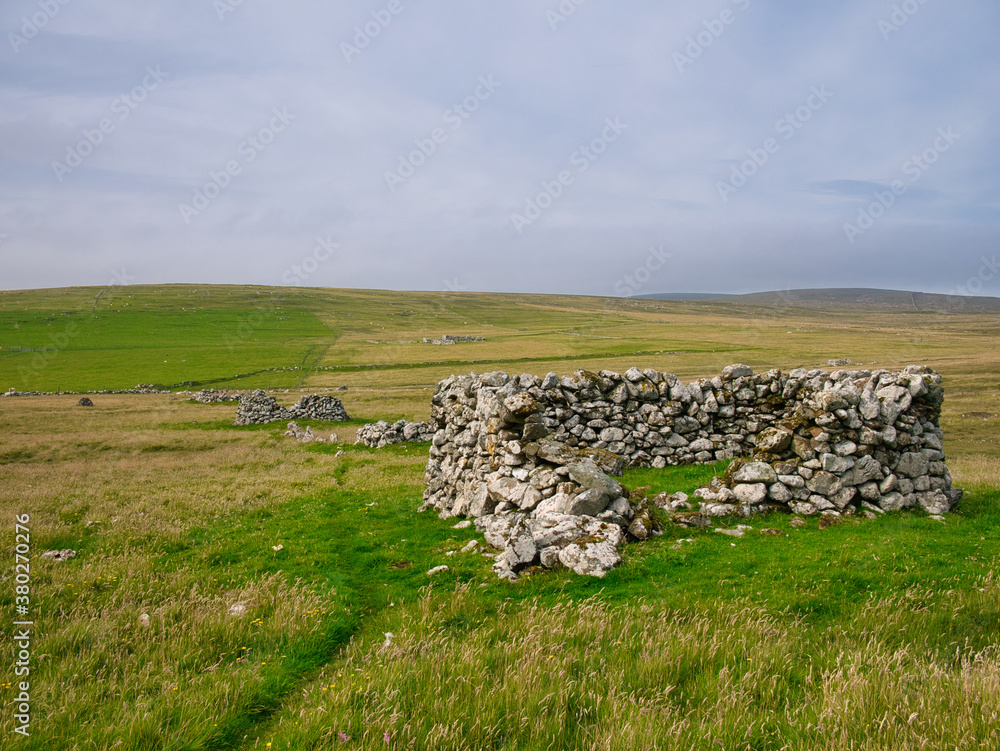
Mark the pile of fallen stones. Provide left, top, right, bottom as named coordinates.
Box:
left=421, top=365, right=961, bottom=579
left=234, top=390, right=350, bottom=426
left=283, top=421, right=339, bottom=444
left=356, top=420, right=435, bottom=447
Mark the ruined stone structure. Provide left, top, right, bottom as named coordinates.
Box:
left=421, top=365, right=960, bottom=579
left=234, top=390, right=350, bottom=426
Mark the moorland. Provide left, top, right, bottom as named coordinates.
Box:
left=1, top=284, right=998, bottom=750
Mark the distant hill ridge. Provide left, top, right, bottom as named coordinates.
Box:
left=638, top=288, right=1000, bottom=312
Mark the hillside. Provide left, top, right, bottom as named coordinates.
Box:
left=4, top=284, right=1000, bottom=400
left=642, top=287, right=1000, bottom=312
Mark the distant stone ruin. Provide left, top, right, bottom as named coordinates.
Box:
left=422, top=365, right=960, bottom=579
left=234, top=390, right=350, bottom=426
left=356, top=420, right=435, bottom=447
left=77, top=397, right=94, bottom=407
left=422, top=335, right=486, bottom=346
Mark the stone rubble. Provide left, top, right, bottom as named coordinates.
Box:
left=234, top=390, right=350, bottom=426
left=421, top=365, right=961, bottom=580
left=283, top=421, right=340, bottom=444
left=356, top=420, right=435, bottom=447
left=422, top=334, right=486, bottom=345
left=40, top=549, right=77, bottom=561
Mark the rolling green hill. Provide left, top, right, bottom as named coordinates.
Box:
left=4, top=284, right=999, bottom=397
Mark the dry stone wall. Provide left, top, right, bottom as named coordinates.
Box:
left=421, top=365, right=961, bottom=579
left=192, top=389, right=240, bottom=403
left=234, top=390, right=350, bottom=426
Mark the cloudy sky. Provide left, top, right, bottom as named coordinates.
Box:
left=1, top=0, right=997, bottom=297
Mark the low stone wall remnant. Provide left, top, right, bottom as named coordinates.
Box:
left=192, top=389, right=240, bottom=403
left=422, top=334, right=486, bottom=345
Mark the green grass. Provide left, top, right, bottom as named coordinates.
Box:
left=9, top=282, right=997, bottom=399
left=0, top=286, right=333, bottom=391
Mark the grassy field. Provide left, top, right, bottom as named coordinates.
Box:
left=1, top=285, right=999, bottom=749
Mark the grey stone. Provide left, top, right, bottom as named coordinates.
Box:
left=732, top=462, right=778, bottom=484
left=778, top=474, right=806, bottom=489
left=821, top=453, right=855, bottom=474
left=540, top=546, right=563, bottom=569
left=565, top=488, right=611, bottom=517
left=895, top=452, right=930, bottom=478
left=806, top=471, right=842, bottom=497
left=558, top=540, right=621, bottom=577
left=733, top=483, right=768, bottom=505
left=755, top=427, right=793, bottom=454
left=722, top=364, right=753, bottom=380
left=879, top=492, right=909, bottom=512
left=768, top=482, right=793, bottom=502
left=917, top=490, right=952, bottom=515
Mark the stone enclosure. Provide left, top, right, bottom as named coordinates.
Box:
left=421, top=365, right=961, bottom=579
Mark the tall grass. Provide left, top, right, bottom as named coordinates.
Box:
left=257, top=582, right=1000, bottom=750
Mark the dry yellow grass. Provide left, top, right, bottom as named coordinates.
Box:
left=0, top=395, right=352, bottom=540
